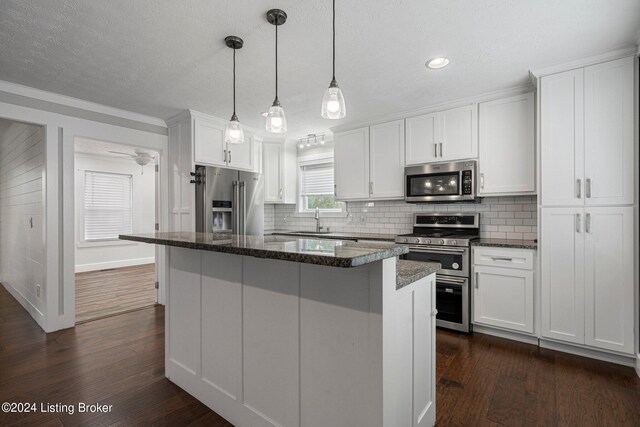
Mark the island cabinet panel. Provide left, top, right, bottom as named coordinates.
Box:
left=242, top=257, right=300, bottom=427
left=299, top=264, right=383, bottom=427
left=201, top=252, right=243, bottom=401
left=167, top=248, right=202, bottom=376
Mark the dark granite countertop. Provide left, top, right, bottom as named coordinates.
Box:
left=396, top=260, right=441, bottom=290
left=269, top=230, right=396, bottom=242
left=471, top=239, right=537, bottom=250
left=119, top=232, right=408, bottom=268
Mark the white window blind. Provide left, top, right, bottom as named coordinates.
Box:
left=301, top=162, right=334, bottom=196
left=84, top=171, right=133, bottom=241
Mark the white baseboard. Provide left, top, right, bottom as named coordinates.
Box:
left=2, top=282, right=46, bottom=331
left=540, top=339, right=636, bottom=367
left=472, top=324, right=539, bottom=346
left=75, top=257, right=155, bottom=273
left=635, top=354, right=640, bottom=378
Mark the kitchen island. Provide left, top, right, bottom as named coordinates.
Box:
left=120, top=232, right=439, bottom=427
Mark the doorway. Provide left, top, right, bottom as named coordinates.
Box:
left=73, top=137, right=159, bottom=323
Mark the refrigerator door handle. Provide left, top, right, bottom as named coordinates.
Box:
left=240, top=181, right=246, bottom=235
left=232, top=181, right=239, bottom=234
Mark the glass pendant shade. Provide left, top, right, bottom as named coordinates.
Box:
left=266, top=102, right=287, bottom=133
left=225, top=114, right=244, bottom=144
left=321, top=82, right=346, bottom=119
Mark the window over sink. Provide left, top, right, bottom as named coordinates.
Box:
left=298, top=158, right=345, bottom=214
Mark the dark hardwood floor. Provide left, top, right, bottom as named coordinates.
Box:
left=75, top=264, right=158, bottom=323
left=1, top=284, right=639, bottom=426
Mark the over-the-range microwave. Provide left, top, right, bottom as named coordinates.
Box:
left=404, top=160, right=477, bottom=203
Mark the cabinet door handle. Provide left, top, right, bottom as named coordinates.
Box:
left=576, top=178, right=581, bottom=199
left=491, top=257, right=513, bottom=262
left=228, top=150, right=231, bottom=163
left=439, top=142, right=443, bottom=157
left=575, top=213, right=581, bottom=233
left=369, top=181, right=373, bottom=195
left=586, top=178, right=591, bottom=198
left=475, top=271, right=479, bottom=289
left=279, top=188, right=283, bottom=199
left=480, top=173, right=485, bottom=189
left=334, top=184, right=337, bottom=197
left=586, top=212, right=591, bottom=233
left=434, top=143, right=438, bottom=158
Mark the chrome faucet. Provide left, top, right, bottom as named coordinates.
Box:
left=315, top=207, right=322, bottom=232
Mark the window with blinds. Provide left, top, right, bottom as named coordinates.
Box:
left=299, top=161, right=344, bottom=212
left=84, top=171, right=133, bottom=241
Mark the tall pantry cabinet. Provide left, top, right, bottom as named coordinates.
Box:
left=539, top=56, right=636, bottom=356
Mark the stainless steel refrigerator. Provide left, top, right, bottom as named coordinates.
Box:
left=194, top=165, right=264, bottom=236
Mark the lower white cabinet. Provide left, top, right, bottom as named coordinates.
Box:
left=541, top=206, right=634, bottom=355
left=472, top=247, right=535, bottom=334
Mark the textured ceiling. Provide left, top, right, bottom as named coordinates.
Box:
left=1, top=0, right=638, bottom=137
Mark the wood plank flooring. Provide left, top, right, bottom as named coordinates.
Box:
left=1, top=285, right=639, bottom=426
left=75, top=264, right=157, bottom=323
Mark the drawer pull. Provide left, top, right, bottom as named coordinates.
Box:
left=491, top=257, right=513, bottom=262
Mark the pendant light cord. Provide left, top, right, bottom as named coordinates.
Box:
left=275, top=22, right=279, bottom=102
left=332, top=0, right=336, bottom=81
left=233, top=47, right=236, bottom=115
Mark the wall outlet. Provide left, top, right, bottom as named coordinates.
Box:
left=36, top=283, right=41, bottom=297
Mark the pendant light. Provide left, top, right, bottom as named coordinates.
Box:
left=321, top=0, right=346, bottom=119
left=266, top=9, right=287, bottom=133
left=224, top=36, right=245, bottom=144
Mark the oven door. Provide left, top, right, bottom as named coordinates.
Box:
left=435, top=275, right=469, bottom=332
left=403, top=246, right=469, bottom=277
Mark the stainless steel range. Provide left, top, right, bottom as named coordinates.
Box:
left=395, top=213, right=480, bottom=332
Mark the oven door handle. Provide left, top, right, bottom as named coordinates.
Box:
left=409, top=246, right=466, bottom=254
left=437, top=277, right=467, bottom=285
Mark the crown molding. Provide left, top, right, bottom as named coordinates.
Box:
left=0, top=79, right=167, bottom=128
left=166, top=109, right=261, bottom=135
left=529, top=46, right=638, bottom=79
left=330, top=84, right=533, bottom=134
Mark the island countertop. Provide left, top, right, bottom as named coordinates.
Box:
left=119, top=232, right=409, bottom=268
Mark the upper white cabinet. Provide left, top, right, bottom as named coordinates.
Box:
left=334, top=120, right=404, bottom=201
left=334, top=127, right=370, bottom=200
left=540, top=206, right=634, bottom=354
left=479, top=93, right=535, bottom=195
left=263, top=140, right=297, bottom=204
left=472, top=247, right=535, bottom=334
left=406, top=104, right=477, bottom=165
left=369, top=120, right=405, bottom=199
left=541, top=56, right=634, bottom=207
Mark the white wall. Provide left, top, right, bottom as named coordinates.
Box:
left=0, top=121, right=46, bottom=320
left=74, top=153, right=156, bottom=272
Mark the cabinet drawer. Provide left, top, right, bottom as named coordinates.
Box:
left=473, top=247, right=534, bottom=270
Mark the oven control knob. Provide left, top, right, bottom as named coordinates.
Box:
left=411, top=238, right=420, bottom=244
left=451, top=240, right=457, bottom=246
left=439, top=239, right=445, bottom=245
left=426, top=239, right=431, bottom=244
left=400, top=238, right=408, bottom=243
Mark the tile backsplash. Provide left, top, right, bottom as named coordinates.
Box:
left=266, top=196, right=537, bottom=240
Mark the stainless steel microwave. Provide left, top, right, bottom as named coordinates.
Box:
left=405, top=160, right=477, bottom=203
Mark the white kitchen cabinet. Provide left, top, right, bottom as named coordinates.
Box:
left=405, top=105, right=478, bottom=165
left=334, top=127, right=370, bottom=200
left=472, top=247, right=535, bottom=334
left=405, top=112, right=438, bottom=165
left=370, top=120, right=405, bottom=199
left=479, top=93, right=535, bottom=195
left=583, top=57, right=634, bottom=206
left=263, top=140, right=296, bottom=204
left=583, top=206, right=634, bottom=354
left=540, top=56, right=634, bottom=207
left=192, top=113, right=258, bottom=172
left=540, top=206, right=634, bottom=354
left=193, top=117, right=227, bottom=167
left=335, top=121, right=405, bottom=201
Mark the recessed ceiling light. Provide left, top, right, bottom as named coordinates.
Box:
left=426, top=57, right=450, bottom=69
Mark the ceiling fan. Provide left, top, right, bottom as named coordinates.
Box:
left=107, top=149, right=155, bottom=174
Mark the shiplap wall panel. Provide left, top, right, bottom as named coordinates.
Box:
left=0, top=122, right=45, bottom=314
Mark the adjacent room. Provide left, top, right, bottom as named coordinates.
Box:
left=73, top=138, right=158, bottom=323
